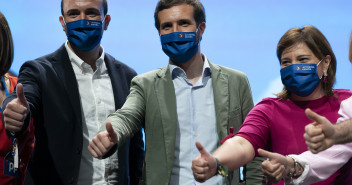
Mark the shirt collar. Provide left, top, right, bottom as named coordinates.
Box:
left=169, top=53, right=211, bottom=81
left=64, top=41, right=106, bottom=72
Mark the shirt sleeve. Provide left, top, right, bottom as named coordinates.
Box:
left=99, top=76, right=145, bottom=147
left=291, top=96, right=352, bottom=184
left=235, top=99, right=272, bottom=156
left=337, top=96, right=352, bottom=123
left=292, top=143, right=352, bottom=185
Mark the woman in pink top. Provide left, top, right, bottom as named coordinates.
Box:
left=257, top=32, right=352, bottom=185
left=191, top=25, right=352, bottom=185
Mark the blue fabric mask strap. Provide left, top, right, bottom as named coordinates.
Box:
left=0, top=76, right=9, bottom=112
left=2, top=76, right=9, bottom=97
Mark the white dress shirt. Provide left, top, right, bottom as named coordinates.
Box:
left=65, top=42, right=116, bottom=185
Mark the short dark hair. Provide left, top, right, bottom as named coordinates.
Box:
left=61, top=0, right=108, bottom=16
left=276, top=26, right=336, bottom=99
left=0, top=12, right=14, bottom=77
left=154, top=0, right=206, bottom=31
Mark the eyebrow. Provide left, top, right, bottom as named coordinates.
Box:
left=297, top=54, right=312, bottom=57
left=281, top=54, right=312, bottom=60
left=65, top=8, right=101, bottom=16
left=160, top=22, right=172, bottom=28
left=85, top=8, right=101, bottom=13
left=66, top=9, right=79, bottom=15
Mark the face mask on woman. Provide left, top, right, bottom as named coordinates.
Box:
left=280, top=59, right=323, bottom=97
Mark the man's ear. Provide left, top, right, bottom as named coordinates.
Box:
left=198, top=22, right=206, bottom=37
left=59, top=16, right=67, bottom=33
left=103, top=14, right=111, bottom=30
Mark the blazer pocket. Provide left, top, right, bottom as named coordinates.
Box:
left=228, top=107, right=242, bottom=132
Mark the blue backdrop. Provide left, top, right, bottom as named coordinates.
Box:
left=1, top=0, right=352, bottom=104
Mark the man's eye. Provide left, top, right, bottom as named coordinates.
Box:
left=68, top=13, right=79, bottom=17
left=179, top=21, right=190, bottom=26
left=162, top=24, right=171, bottom=30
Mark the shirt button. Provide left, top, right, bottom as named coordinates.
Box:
left=194, top=132, right=198, bottom=137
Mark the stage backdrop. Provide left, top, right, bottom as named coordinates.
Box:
left=1, top=0, right=351, bottom=104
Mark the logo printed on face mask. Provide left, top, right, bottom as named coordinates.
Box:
left=65, top=18, right=105, bottom=51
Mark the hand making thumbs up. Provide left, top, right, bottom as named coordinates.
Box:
left=304, top=108, right=335, bottom=154
left=88, top=121, right=118, bottom=158
left=191, top=141, right=217, bottom=182
left=4, top=83, right=29, bottom=132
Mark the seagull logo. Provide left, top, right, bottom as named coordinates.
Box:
left=296, top=66, right=301, bottom=70
left=179, top=34, right=183, bottom=38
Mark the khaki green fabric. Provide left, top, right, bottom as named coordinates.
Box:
left=101, top=61, right=263, bottom=185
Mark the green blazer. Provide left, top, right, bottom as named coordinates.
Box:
left=104, top=61, right=263, bottom=185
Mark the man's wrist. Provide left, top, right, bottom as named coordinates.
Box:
left=215, top=157, right=228, bottom=177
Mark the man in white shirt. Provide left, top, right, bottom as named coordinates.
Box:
left=3, top=0, right=144, bottom=184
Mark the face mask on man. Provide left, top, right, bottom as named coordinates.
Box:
left=280, top=59, right=324, bottom=97
left=160, top=27, right=201, bottom=63
left=64, top=17, right=105, bottom=52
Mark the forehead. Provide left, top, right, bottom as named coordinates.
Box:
left=158, top=4, right=195, bottom=23
left=62, top=0, right=103, bottom=12
left=282, top=42, right=314, bottom=57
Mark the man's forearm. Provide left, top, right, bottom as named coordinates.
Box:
left=334, top=118, right=352, bottom=144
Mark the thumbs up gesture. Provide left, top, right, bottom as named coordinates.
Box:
left=4, top=83, right=30, bottom=133
left=88, top=122, right=118, bottom=158
left=258, top=149, right=290, bottom=183
left=191, top=141, right=217, bottom=182
left=304, top=108, right=335, bottom=154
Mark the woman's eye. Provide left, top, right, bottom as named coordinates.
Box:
left=299, top=58, right=309, bottom=62
left=281, top=61, right=289, bottom=65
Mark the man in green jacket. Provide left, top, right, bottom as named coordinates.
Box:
left=88, top=0, right=263, bottom=184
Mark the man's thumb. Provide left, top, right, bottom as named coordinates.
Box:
left=106, top=122, right=117, bottom=143
left=16, top=83, right=28, bottom=107
left=196, top=141, right=210, bottom=159
left=305, top=108, right=324, bottom=125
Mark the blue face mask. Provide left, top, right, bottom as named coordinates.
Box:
left=280, top=60, right=323, bottom=97
left=160, top=31, right=199, bottom=63
left=65, top=18, right=104, bottom=52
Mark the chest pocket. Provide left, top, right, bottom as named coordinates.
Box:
left=228, top=107, right=242, bottom=133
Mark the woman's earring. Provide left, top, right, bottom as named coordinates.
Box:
left=323, top=72, right=328, bottom=83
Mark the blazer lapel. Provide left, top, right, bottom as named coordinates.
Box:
left=210, top=61, right=229, bottom=141
left=154, top=66, right=178, bottom=173
left=51, top=45, right=82, bottom=124
left=104, top=54, right=121, bottom=110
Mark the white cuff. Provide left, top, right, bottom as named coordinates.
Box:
left=288, top=154, right=310, bottom=185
